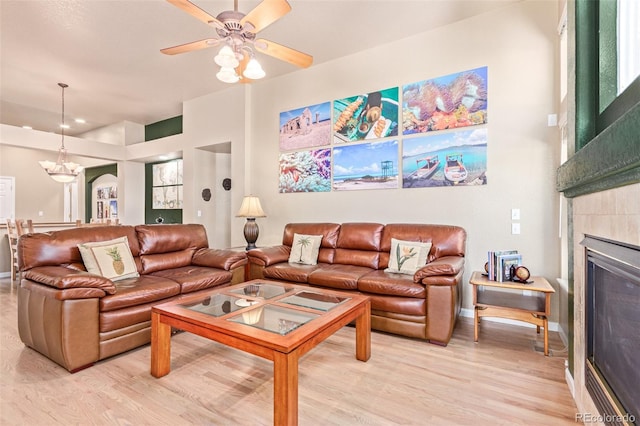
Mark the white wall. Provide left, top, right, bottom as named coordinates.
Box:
left=0, top=1, right=561, bottom=322
left=246, top=1, right=561, bottom=315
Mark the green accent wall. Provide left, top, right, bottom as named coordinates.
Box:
left=144, top=161, right=182, bottom=224
left=145, top=116, right=183, bottom=142
left=84, top=164, right=117, bottom=223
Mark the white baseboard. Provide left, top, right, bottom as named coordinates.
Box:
left=565, top=364, right=575, bottom=399
left=459, top=308, right=560, bottom=332
left=0, top=272, right=11, bottom=279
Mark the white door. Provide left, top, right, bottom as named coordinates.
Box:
left=0, top=176, right=16, bottom=221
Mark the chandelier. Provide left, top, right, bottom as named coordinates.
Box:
left=39, top=83, right=84, bottom=183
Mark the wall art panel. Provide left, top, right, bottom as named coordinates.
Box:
left=402, top=128, right=487, bottom=188
left=279, top=148, right=331, bottom=193
left=332, top=140, right=399, bottom=191
left=333, top=87, right=399, bottom=143
left=403, top=67, right=488, bottom=135
left=279, top=102, right=331, bottom=151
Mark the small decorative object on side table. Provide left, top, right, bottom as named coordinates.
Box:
left=469, top=271, right=555, bottom=355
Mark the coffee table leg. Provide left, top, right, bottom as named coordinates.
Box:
left=355, top=301, right=371, bottom=361
left=151, top=311, right=172, bottom=378
left=273, top=351, right=298, bottom=426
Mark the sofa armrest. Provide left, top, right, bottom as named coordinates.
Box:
left=23, top=266, right=116, bottom=295
left=192, top=248, right=248, bottom=271
left=246, top=245, right=291, bottom=266
left=414, top=256, right=465, bottom=284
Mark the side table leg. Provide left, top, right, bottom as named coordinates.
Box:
left=355, top=301, right=371, bottom=361
left=273, top=351, right=299, bottom=426
left=474, top=307, right=479, bottom=342
left=151, top=311, right=172, bottom=378
left=543, top=317, right=549, bottom=356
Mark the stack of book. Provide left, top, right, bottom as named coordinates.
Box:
left=487, top=250, right=522, bottom=282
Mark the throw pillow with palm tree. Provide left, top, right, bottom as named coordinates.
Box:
left=296, top=235, right=312, bottom=262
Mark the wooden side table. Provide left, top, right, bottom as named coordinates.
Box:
left=469, top=271, right=555, bottom=355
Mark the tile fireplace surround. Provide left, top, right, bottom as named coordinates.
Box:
left=571, top=183, right=640, bottom=419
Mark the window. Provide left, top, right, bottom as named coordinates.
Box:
left=151, top=159, right=183, bottom=209
left=596, top=0, right=640, bottom=134
left=617, top=0, right=640, bottom=95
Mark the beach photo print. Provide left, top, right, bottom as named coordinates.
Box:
left=332, top=140, right=399, bottom=191
left=402, top=128, right=488, bottom=188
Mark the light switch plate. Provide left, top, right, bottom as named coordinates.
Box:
left=511, top=208, right=520, bottom=220
left=512, top=223, right=521, bottom=234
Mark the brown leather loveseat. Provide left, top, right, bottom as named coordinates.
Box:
left=17, top=224, right=247, bottom=372
left=247, top=223, right=466, bottom=345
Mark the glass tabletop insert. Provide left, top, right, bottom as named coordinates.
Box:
left=280, top=290, right=350, bottom=312
left=229, top=282, right=293, bottom=299
left=181, top=294, right=245, bottom=317
left=228, top=305, right=319, bottom=335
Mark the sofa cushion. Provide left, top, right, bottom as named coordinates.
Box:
left=150, top=266, right=232, bottom=293
left=140, top=250, right=194, bottom=274
left=366, top=293, right=426, bottom=316
left=384, top=238, right=431, bottom=275
left=283, top=223, right=340, bottom=248
left=336, top=223, right=383, bottom=251
left=78, top=237, right=140, bottom=281
left=135, top=224, right=209, bottom=255
left=358, top=270, right=427, bottom=298
left=307, top=264, right=372, bottom=290
left=381, top=224, right=465, bottom=263
left=18, top=225, right=139, bottom=271
left=333, top=249, right=379, bottom=269
left=99, top=275, right=181, bottom=312
left=288, top=234, right=322, bottom=265
left=263, top=262, right=319, bottom=283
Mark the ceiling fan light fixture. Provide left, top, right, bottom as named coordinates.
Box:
left=216, top=66, right=240, bottom=83
left=214, top=45, right=239, bottom=68
left=39, top=83, right=84, bottom=183
left=243, top=57, right=265, bottom=80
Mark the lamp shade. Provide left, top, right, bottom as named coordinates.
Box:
left=243, top=58, right=265, bottom=80
left=214, top=45, right=239, bottom=68
left=236, top=196, right=266, bottom=218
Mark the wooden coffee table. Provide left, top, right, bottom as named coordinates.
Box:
left=150, top=280, right=371, bottom=425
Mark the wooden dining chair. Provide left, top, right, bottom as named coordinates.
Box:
left=5, top=219, right=20, bottom=281
left=15, top=219, right=34, bottom=236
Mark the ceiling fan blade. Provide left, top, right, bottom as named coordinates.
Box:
left=161, top=38, right=220, bottom=55
left=255, top=38, right=313, bottom=68
left=241, top=0, right=291, bottom=33
left=166, top=0, right=225, bottom=29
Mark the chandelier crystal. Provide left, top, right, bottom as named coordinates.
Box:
left=39, top=83, right=84, bottom=183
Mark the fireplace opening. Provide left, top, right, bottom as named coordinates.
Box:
left=582, top=236, right=640, bottom=425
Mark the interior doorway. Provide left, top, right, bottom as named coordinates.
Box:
left=0, top=176, right=16, bottom=221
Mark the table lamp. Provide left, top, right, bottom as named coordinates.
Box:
left=236, top=195, right=266, bottom=250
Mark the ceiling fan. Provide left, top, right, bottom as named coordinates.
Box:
left=161, top=0, right=313, bottom=83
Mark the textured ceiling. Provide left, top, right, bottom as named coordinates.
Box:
left=0, top=0, right=518, bottom=136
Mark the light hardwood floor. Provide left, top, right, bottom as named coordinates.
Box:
left=0, top=279, right=577, bottom=425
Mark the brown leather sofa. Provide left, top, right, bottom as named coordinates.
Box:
left=17, top=224, right=247, bottom=372
left=247, top=223, right=466, bottom=345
